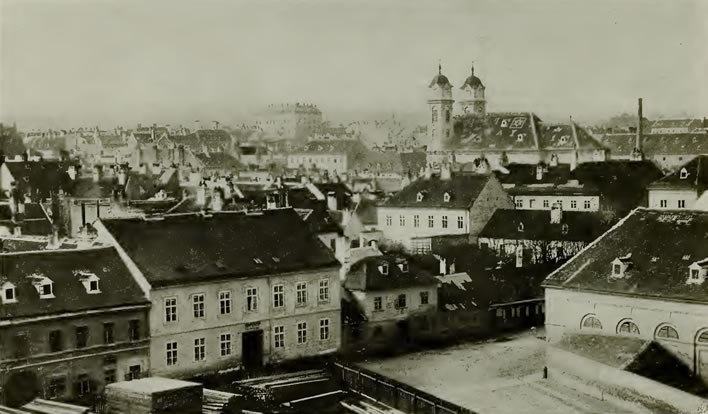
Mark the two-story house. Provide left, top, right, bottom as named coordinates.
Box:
left=342, top=254, right=438, bottom=349
left=0, top=247, right=150, bottom=407
left=376, top=167, right=514, bottom=253
left=647, top=155, right=708, bottom=211
left=95, top=208, right=341, bottom=378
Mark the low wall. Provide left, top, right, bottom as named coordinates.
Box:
left=547, top=345, right=708, bottom=414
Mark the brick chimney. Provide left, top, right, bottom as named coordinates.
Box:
left=631, top=98, right=644, bottom=161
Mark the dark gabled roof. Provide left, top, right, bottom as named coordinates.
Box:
left=543, top=209, right=708, bottom=303
left=453, top=113, right=540, bottom=151
left=294, top=139, right=369, bottom=156
left=647, top=155, right=708, bottom=191
left=101, top=208, right=338, bottom=288
left=601, top=133, right=708, bottom=156
left=479, top=209, right=608, bottom=242
left=436, top=272, right=478, bottom=311
left=315, top=182, right=353, bottom=209
left=0, top=203, right=53, bottom=235
left=650, top=118, right=707, bottom=131
left=298, top=205, right=342, bottom=235
left=2, top=161, right=73, bottom=199
left=344, top=254, right=438, bottom=291
left=495, top=163, right=573, bottom=185
left=354, top=199, right=378, bottom=226
left=0, top=247, right=148, bottom=320
left=69, top=177, right=119, bottom=199
left=383, top=173, right=491, bottom=209
left=99, top=135, right=127, bottom=148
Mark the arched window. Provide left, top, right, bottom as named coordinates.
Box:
left=581, top=315, right=602, bottom=330
left=697, top=330, right=708, bottom=343
left=617, top=320, right=640, bottom=335
left=656, top=325, right=679, bottom=340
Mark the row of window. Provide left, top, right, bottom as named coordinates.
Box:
left=373, top=291, right=429, bottom=312
left=164, top=281, right=330, bottom=323
left=290, top=156, right=342, bottom=165
left=658, top=199, right=687, bottom=209
left=384, top=214, right=464, bottom=230
left=514, top=198, right=594, bottom=210
left=165, top=319, right=331, bottom=366
left=580, top=315, right=708, bottom=342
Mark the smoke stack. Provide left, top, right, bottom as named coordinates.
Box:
left=636, top=98, right=643, bottom=150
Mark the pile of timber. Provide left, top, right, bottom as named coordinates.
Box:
left=104, top=377, right=203, bottom=414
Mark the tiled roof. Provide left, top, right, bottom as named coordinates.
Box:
left=495, top=163, right=573, bottom=185
left=0, top=203, right=53, bottom=235
left=101, top=208, right=338, bottom=287
left=383, top=173, right=491, bottom=209
left=344, top=254, right=438, bottom=291
left=543, top=209, right=708, bottom=303
left=647, top=155, right=708, bottom=191
left=354, top=199, right=378, bottom=226
left=650, top=118, right=707, bottom=131
left=99, top=135, right=127, bottom=148
left=506, top=184, right=598, bottom=196
left=436, top=272, right=478, bottom=311
left=3, top=161, right=73, bottom=199
left=479, top=209, right=608, bottom=242
left=601, top=133, right=708, bottom=156
left=0, top=247, right=148, bottom=320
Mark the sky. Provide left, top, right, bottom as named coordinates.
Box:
left=1, top=0, right=707, bottom=129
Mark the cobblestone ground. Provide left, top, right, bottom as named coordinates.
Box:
left=360, top=329, right=654, bottom=414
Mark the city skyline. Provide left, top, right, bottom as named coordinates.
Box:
left=1, top=0, right=707, bottom=129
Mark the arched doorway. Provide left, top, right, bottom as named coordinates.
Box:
left=3, top=370, right=39, bottom=407
left=694, top=329, right=708, bottom=379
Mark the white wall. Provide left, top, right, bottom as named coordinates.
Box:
left=512, top=194, right=600, bottom=211
left=648, top=189, right=698, bottom=210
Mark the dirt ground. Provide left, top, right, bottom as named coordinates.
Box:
left=360, top=329, right=654, bottom=414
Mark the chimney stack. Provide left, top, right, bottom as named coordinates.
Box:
left=550, top=202, right=563, bottom=224
left=631, top=98, right=644, bottom=161
left=440, top=163, right=452, bottom=180
left=535, top=164, right=544, bottom=181
left=327, top=191, right=338, bottom=211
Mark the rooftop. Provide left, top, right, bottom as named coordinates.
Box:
left=543, top=208, right=708, bottom=303
left=100, top=208, right=338, bottom=288
left=382, top=173, right=491, bottom=209
left=647, top=154, right=708, bottom=191
left=479, top=209, right=609, bottom=242
left=345, top=254, right=438, bottom=292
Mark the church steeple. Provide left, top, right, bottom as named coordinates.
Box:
left=427, top=61, right=454, bottom=151
left=459, top=61, right=486, bottom=116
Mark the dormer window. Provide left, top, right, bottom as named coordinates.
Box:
left=30, top=274, right=55, bottom=299
left=517, top=222, right=525, bottom=232
left=611, top=254, right=632, bottom=278
left=416, top=192, right=424, bottom=202
left=501, top=120, right=509, bottom=128
left=561, top=224, right=569, bottom=235
left=687, top=259, right=708, bottom=285
left=1, top=282, right=17, bottom=304
left=680, top=168, right=689, bottom=179
left=398, top=262, right=409, bottom=273
left=443, top=192, right=451, bottom=202
left=516, top=133, right=525, bottom=142
left=380, top=263, right=389, bottom=275
left=559, top=136, right=569, bottom=144
left=613, top=264, right=621, bottom=275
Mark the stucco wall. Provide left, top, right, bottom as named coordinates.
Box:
left=377, top=206, right=470, bottom=246
left=512, top=194, right=600, bottom=211
left=648, top=189, right=698, bottom=210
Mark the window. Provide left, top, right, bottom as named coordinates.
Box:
left=380, top=263, right=389, bottom=275
left=416, top=192, right=424, bottom=202
left=39, top=281, right=54, bottom=298
left=129, top=320, right=140, bottom=341
left=274, top=326, right=284, bottom=348
left=49, top=330, right=63, bottom=352
left=457, top=216, right=464, bottom=229
left=529, top=199, right=535, bottom=209
left=584, top=200, right=591, bottom=209
left=320, top=319, right=330, bottom=340
left=680, top=168, right=689, bottom=179
left=399, top=215, right=405, bottom=226
left=561, top=224, right=569, bottom=235
left=296, top=282, right=308, bottom=306
left=2, top=283, right=16, bottom=303
left=194, top=338, right=205, bottom=361
left=88, top=279, right=99, bottom=293
left=374, top=296, right=383, bottom=311
left=166, top=341, right=178, bottom=366
left=442, top=216, right=448, bottom=228
left=46, top=377, right=66, bottom=400
left=660, top=199, right=667, bottom=208
left=692, top=269, right=701, bottom=280
left=220, top=333, right=231, bottom=356
left=396, top=294, right=407, bottom=309
left=385, top=215, right=392, bottom=226
left=127, top=365, right=141, bottom=381
left=193, top=294, right=205, bottom=318
left=678, top=200, right=686, bottom=209
left=77, top=375, right=91, bottom=396
left=443, top=192, right=451, bottom=202
left=104, top=369, right=116, bottom=385
left=556, top=200, right=562, bottom=209
left=515, top=199, right=523, bottom=208
left=247, top=287, right=258, bottom=311
left=656, top=325, right=679, bottom=339
left=581, top=315, right=602, bottom=330
left=164, top=298, right=177, bottom=322
left=428, top=215, right=434, bottom=228
left=518, top=222, right=525, bottom=232
left=219, top=291, right=231, bottom=315
left=420, top=291, right=429, bottom=305
left=432, top=108, right=438, bottom=122
left=613, top=264, right=622, bottom=275
left=273, top=284, right=284, bottom=308
left=319, top=280, right=329, bottom=302
left=76, top=326, right=89, bottom=348
left=297, top=322, right=308, bottom=344
left=570, top=200, right=577, bottom=209
left=414, top=215, right=420, bottom=227
left=618, top=320, right=640, bottom=335
left=543, top=199, right=549, bottom=208
left=445, top=110, right=450, bottom=122
left=103, top=322, right=114, bottom=344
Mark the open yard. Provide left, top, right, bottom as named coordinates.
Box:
left=359, top=329, right=654, bottom=414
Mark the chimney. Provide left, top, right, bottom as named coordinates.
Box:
left=67, top=165, right=78, bottom=181
left=631, top=98, right=644, bottom=161
left=92, top=166, right=102, bottom=183
left=549, top=153, right=559, bottom=167
left=535, top=164, right=544, bottom=181
left=138, top=163, right=147, bottom=175
left=439, top=257, right=447, bottom=276
left=196, top=181, right=207, bottom=206
left=13, top=225, right=21, bottom=236
left=550, top=202, right=563, bottom=224
left=211, top=188, right=224, bottom=212
left=327, top=191, right=338, bottom=211
left=424, top=164, right=432, bottom=180
left=150, top=125, right=156, bottom=141
left=440, top=163, right=451, bottom=180
left=515, top=245, right=523, bottom=268
left=118, top=168, right=127, bottom=186
left=213, top=121, right=220, bottom=130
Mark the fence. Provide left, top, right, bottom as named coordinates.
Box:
left=332, top=361, right=477, bottom=414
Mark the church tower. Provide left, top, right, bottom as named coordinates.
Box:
left=427, top=63, right=455, bottom=151
left=458, top=64, right=486, bottom=117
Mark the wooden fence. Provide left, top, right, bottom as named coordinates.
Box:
left=332, top=362, right=477, bottom=414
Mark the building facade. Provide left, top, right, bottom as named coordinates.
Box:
left=647, top=155, right=708, bottom=210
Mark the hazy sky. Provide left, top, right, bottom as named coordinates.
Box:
left=1, top=0, right=707, bottom=128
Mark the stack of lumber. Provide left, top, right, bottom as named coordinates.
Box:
left=104, top=377, right=203, bottom=414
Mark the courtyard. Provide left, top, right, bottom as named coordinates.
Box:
left=359, top=329, right=654, bottom=414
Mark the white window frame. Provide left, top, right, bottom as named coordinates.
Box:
left=164, top=297, right=177, bottom=323
left=297, top=321, right=308, bottom=344
left=457, top=216, right=464, bottom=229
left=273, top=325, right=285, bottom=348
left=246, top=287, right=258, bottom=311
left=319, top=318, right=330, bottom=341
left=374, top=296, right=383, bottom=311
left=272, top=284, right=284, bottom=308
left=584, top=199, right=591, bottom=209
left=166, top=341, right=178, bottom=366
left=413, top=215, right=420, bottom=227
left=296, top=281, right=308, bottom=306
left=428, top=215, right=434, bottom=228
left=219, top=290, right=231, bottom=315
left=399, top=215, right=405, bottom=227
left=192, top=293, right=205, bottom=319
left=219, top=333, right=232, bottom=357
left=318, top=279, right=330, bottom=303
left=194, top=337, right=205, bottom=362
left=385, top=215, right=392, bottom=226
left=442, top=216, right=448, bottom=228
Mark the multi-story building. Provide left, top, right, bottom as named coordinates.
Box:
left=95, top=208, right=341, bottom=378
left=256, top=103, right=323, bottom=141
left=0, top=247, right=150, bottom=406
left=343, top=254, right=438, bottom=347
left=649, top=118, right=707, bottom=134
left=287, top=139, right=368, bottom=174
left=543, top=208, right=708, bottom=382
left=376, top=167, right=514, bottom=252
left=647, top=155, right=708, bottom=211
